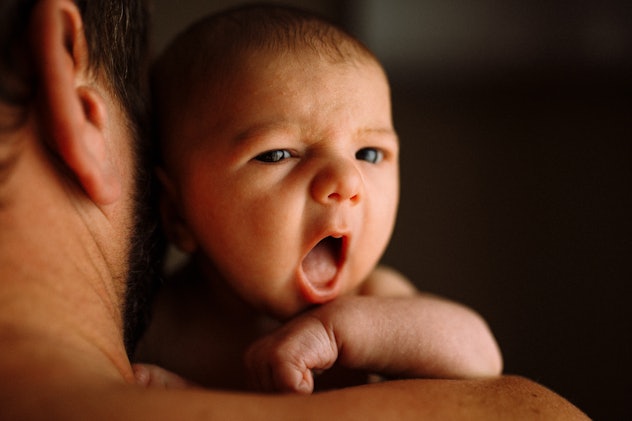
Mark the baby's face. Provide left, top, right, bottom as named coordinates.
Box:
left=170, top=51, right=399, bottom=319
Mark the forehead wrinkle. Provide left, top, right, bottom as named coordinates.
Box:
left=233, top=121, right=300, bottom=146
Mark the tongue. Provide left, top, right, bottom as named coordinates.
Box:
left=302, top=239, right=337, bottom=287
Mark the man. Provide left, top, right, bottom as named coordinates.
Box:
left=0, top=0, right=588, bottom=419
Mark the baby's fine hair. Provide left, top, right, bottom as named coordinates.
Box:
left=152, top=3, right=381, bottom=154
left=189, top=3, right=376, bottom=62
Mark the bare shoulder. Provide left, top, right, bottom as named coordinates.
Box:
left=467, top=375, right=590, bottom=420
left=315, top=376, right=589, bottom=420
left=358, top=265, right=418, bottom=297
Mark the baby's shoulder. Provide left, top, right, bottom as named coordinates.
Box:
left=357, top=265, right=418, bottom=297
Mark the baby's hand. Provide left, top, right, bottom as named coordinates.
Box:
left=244, top=314, right=338, bottom=394
left=132, top=363, right=195, bottom=389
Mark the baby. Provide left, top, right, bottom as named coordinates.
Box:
left=135, top=4, right=502, bottom=393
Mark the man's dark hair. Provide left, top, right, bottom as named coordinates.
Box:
left=75, top=0, right=151, bottom=145
left=1, top=0, right=150, bottom=133
left=76, top=0, right=158, bottom=359
left=76, top=0, right=157, bottom=358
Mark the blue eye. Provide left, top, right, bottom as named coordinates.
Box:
left=255, top=150, right=291, bottom=163
left=356, top=148, right=383, bottom=164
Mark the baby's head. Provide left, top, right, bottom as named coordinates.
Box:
left=154, top=4, right=399, bottom=319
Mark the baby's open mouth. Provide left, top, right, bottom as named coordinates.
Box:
left=301, top=236, right=343, bottom=287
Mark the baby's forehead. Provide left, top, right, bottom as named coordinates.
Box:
left=233, top=45, right=379, bottom=74
left=188, top=44, right=384, bottom=111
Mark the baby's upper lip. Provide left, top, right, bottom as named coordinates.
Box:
left=319, top=227, right=349, bottom=263
left=321, top=235, right=346, bottom=267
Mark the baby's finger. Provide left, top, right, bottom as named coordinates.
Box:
left=270, top=359, right=314, bottom=394
left=132, top=363, right=194, bottom=389
left=246, top=341, right=314, bottom=394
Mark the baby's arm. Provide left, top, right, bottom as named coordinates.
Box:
left=245, top=266, right=502, bottom=393
left=350, top=265, right=503, bottom=379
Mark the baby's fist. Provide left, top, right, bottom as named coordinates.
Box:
left=245, top=314, right=338, bottom=394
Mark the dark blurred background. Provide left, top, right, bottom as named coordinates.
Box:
left=152, top=1, right=631, bottom=419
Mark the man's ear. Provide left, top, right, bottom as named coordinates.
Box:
left=156, top=168, right=198, bottom=253
left=29, top=0, right=121, bottom=205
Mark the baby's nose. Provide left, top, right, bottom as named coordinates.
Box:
left=310, top=158, right=362, bottom=205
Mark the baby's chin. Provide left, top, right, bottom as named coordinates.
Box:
left=252, top=294, right=314, bottom=322
left=263, top=304, right=308, bottom=323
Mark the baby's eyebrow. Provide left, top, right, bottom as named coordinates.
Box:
left=233, top=124, right=398, bottom=146
left=357, top=127, right=399, bottom=143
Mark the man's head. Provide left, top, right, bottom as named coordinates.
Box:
left=154, top=4, right=399, bottom=319
left=1, top=0, right=149, bottom=132
left=0, top=0, right=152, bottom=354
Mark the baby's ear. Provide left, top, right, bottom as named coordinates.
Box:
left=29, top=0, right=121, bottom=205
left=156, top=168, right=197, bottom=253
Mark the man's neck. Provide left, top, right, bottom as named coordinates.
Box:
left=0, top=132, right=133, bottom=383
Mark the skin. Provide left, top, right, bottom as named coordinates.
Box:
left=0, top=1, right=589, bottom=419
left=244, top=294, right=503, bottom=393
left=161, top=50, right=400, bottom=319
left=0, top=0, right=136, bottom=385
